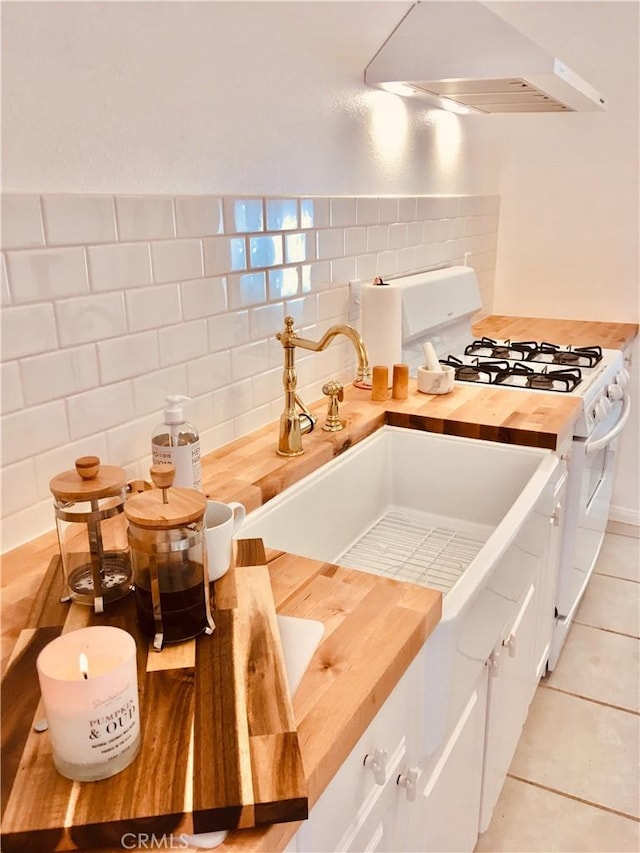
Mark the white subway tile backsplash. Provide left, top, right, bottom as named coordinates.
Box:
left=398, top=197, right=418, bottom=222
left=249, top=302, right=285, bottom=341
left=388, top=223, right=407, bottom=249
left=6, top=247, right=88, bottom=303
left=317, top=286, right=349, bottom=322
left=106, top=411, right=159, bottom=468
left=344, top=226, right=367, bottom=257
left=251, top=367, right=283, bottom=409
left=1, top=191, right=498, bottom=550
left=356, top=197, right=378, bottom=226
left=67, top=382, right=135, bottom=440
left=56, top=292, right=127, bottom=346
left=125, top=284, right=180, bottom=332
left=376, top=250, right=398, bottom=277
left=115, top=196, right=175, bottom=241
left=378, top=197, right=399, bottom=224
left=223, top=198, right=264, bottom=234
left=207, top=310, right=250, bottom=353
left=330, top=256, right=357, bottom=284
left=406, top=222, right=423, bottom=247
left=175, top=195, right=224, bottom=237
left=249, top=234, right=283, bottom=268
left=21, top=345, right=99, bottom=406
left=231, top=340, right=270, bottom=381
left=300, top=197, right=330, bottom=229
left=284, top=295, right=317, bottom=328
left=396, top=246, right=415, bottom=271
left=234, top=403, right=272, bottom=439
left=227, top=272, right=266, bottom=310
left=151, top=238, right=203, bottom=283
left=300, top=261, right=331, bottom=292
left=42, top=195, right=117, bottom=246
left=34, top=434, right=110, bottom=499
left=187, top=351, right=232, bottom=397
left=1, top=458, right=40, bottom=518
left=1, top=194, right=45, bottom=249
left=203, top=236, right=247, bottom=276
left=266, top=199, right=298, bottom=231
left=2, top=400, right=69, bottom=465
left=212, top=378, right=253, bottom=422
left=132, top=364, right=188, bottom=417
left=355, top=252, right=378, bottom=282
left=268, top=267, right=299, bottom=300
left=330, top=197, right=357, bottom=228
left=316, top=228, right=344, bottom=261
left=97, top=331, right=159, bottom=384
left=88, top=242, right=152, bottom=291
left=181, top=276, right=228, bottom=320
left=2, top=303, right=58, bottom=359
left=366, top=225, right=388, bottom=253
left=1, top=362, right=23, bottom=413
left=158, top=319, right=208, bottom=368
left=1, top=254, right=10, bottom=305
left=285, top=232, right=314, bottom=264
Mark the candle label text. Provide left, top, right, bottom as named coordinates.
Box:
left=88, top=697, right=139, bottom=758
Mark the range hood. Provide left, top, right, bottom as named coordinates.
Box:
left=365, top=1, right=606, bottom=113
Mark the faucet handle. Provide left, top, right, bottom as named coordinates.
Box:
left=322, top=380, right=344, bottom=432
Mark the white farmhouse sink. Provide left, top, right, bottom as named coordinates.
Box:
left=241, top=426, right=560, bottom=755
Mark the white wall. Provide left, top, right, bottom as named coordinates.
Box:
left=488, top=1, right=639, bottom=322
left=486, top=1, right=639, bottom=524
left=1, top=0, right=504, bottom=195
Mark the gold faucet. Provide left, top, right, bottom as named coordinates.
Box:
left=275, top=316, right=372, bottom=456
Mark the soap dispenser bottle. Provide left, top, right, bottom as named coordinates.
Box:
left=151, top=395, right=202, bottom=490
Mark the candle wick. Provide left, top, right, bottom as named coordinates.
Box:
left=82, top=671, right=88, bottom=680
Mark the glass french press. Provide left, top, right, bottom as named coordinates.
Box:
left=49, top=456, right=133, bottom=613
left=124, top=463, right=215, bottom=651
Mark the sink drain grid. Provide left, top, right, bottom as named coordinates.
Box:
left=336, top=508, right=489, bottom=594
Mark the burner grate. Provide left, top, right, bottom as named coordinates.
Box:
left=336, top=507, right=490, bottom=594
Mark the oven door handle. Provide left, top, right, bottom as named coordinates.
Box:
left=585, top=394, right=631, bottom=455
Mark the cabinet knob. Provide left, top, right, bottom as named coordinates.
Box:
left=396, top=767, right=420, bottom=802
left=502, top=633, right=517, bottom=658
left=363, top=748, right=387, bottom=786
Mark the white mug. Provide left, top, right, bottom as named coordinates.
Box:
left=204, top=501, right=246, bottom=581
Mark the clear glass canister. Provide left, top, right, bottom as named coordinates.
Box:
left=49, top=456, right=132, bottom=613
left=124, top=464, right=215, bottom=651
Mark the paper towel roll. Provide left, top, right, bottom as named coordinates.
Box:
left=361, top=284, right=402, bottom=386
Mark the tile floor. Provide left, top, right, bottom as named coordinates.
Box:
left=476, top=531, right=640, bottom=853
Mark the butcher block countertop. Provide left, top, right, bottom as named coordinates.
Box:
left=473, top=315, right=638, bottom=351
left=1, top=541, right=440, bottom=853
left=1, top=314, right=635, bottom=852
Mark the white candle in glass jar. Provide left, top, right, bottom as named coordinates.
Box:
left=36, top=626, right=141, bottom=782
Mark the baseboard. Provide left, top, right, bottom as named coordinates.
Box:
left=608, top=504, right=640, bottom=527
left=606, top=518, right=640, bottom=539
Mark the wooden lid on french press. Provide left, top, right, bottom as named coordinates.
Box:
left=49, top=456, right=128, bottom=502
left=124, top=463, right=206, bottom=529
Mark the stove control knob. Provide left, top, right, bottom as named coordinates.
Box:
left=616, top=368, right=630, bottom=389
left=594, top=398, right=612, bottom=422
left=607, top=383, right=624, bottom=402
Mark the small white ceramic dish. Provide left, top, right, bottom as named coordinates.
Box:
left=416, top=364, right=455, bottom=394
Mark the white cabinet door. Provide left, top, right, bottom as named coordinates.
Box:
left=480, top=581, right=539, bottom=832
left=400, top=668, right=488, bottom=853
left=296, top=650, right=423, bottom=852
